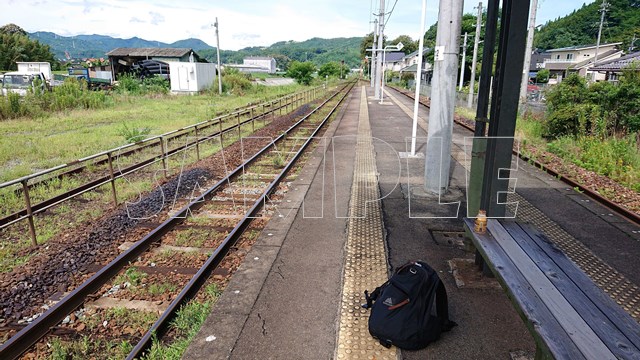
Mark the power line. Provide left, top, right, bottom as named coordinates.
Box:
left=384, top=0, right=399, bottom=26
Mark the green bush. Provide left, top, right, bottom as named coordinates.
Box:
left=117, top=123, right=152, bottom=143
left=141, top=76, right=169, bottom=94
left=222, top=73, right=252, bottom=95
left=115, top=74, right=142, bottom=94
left=545, top=69, right=640, bottom=137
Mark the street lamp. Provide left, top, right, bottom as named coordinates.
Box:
left=380, top=42, right=404, bottom=104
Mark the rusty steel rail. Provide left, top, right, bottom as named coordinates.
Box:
left=0, top=81, right=354, bottom=360
left=389, top=86, right=640, bottom=226
left=0, top=86, right=324, bottom=244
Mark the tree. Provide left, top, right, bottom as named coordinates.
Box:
left=390, top=35, right=417, bottom=54
left=318, top=61, right=349, bottom=79
left=359, top=32, right=386, bottom=60
left=0, top=23, right=27, bottom=36
left=0, top=23, right=56, bottom=71
left=536, top=68, right=550, bottom=83
left=318, top=62, right=340, bottom=79
left=287, top=61, right=316, bottom=85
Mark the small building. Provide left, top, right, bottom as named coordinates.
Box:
left=169, top=62, right=217, bottom=94
left=106, top=47, right=204, bottom=80
left=382, top=52, right=406, bottom=72
left=396, top=49, right=432, bottom=84
left=528, top=51, right=551, bottom=81
left=226, top=57, right=276, bottom=74
left=542, top=42, right=623, bottom=81
left=589, top=51, right=640, bottom=82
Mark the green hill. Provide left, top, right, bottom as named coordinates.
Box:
left=27, top=31, right=362, bottom=70
left=534, top=0, right=640, bottom=51
left=28, top=32, right=212, bottom=59
left=198, top=37, right=363, bottom=70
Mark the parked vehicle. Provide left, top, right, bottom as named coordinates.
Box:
left=1, top=72, right=47, bottom=96
left=68, top=68, right=112, bottom=90
left=16, top=62, right=52, bottom=83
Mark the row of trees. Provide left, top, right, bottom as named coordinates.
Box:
left=286, top=61, right=350, bottom=85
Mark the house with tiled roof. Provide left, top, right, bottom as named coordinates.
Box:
left=589, top=51, right=640, bottom=81
left=542, top=42, right=623, bottom=81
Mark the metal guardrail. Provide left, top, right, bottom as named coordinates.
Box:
left=0, top=86, right=325, bottom=245
left=0, top=81, right=355, bottom=360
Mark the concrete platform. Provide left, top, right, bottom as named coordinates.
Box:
left=183, top=84, right=640, bottom=360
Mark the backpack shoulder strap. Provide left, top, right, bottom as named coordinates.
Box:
left=435, top=280, right=458, bottom=331
left=362, top=280, right=388, bottom=309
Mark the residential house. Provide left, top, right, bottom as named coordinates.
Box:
left=398, top=49, right=433, bottom=83
left=382, top=52, right=406, bottom=72
left=589, top=51, right=640, bottom=81
left=528, top=51, right=551, bottom=81
left=226, top=57, right=276, bottom=74
left=542, top=42, right=623, bottom=81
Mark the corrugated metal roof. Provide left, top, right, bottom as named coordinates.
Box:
left=106, top=48, right=194, bottom=57
left=590, top=51, right=640, bottom=71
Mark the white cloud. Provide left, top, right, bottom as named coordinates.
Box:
left=0, top=0, right=597, bottom=51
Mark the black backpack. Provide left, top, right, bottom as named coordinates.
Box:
left=363, top=260, right=457, bottom=350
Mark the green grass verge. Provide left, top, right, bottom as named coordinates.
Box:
left=0, top=83, right=304, bottom=182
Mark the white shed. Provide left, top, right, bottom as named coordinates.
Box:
left=169, top=62, right=217, bottom=93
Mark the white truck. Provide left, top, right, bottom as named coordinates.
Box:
left=1, top=62, right=52, bottom=96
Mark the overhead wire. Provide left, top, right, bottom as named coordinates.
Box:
left=384, top=0, right=399, bottom=27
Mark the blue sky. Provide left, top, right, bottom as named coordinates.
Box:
left=0, top=0, right=596, bottom=50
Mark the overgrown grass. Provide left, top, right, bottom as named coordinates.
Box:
left=456, top=106, right=640, bottom=193
left=140, top=283, right=221, bottom=360
left=547, top=135, right=640, bottom=191
left=0, top=83, right=305, bottom=182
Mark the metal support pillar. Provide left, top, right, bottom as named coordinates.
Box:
left=480, top=0, right=530, bottom=217
left=22, top=180, right=37, bottom=246
left=467, top=0, right=499, bottom=217
left=106, top=152, right=118, bottom=207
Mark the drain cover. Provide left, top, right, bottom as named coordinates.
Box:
left=431, top=231, right=465, bottom=247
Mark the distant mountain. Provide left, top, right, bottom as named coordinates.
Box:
left=534, top=0, right=640, bottom=51
left=28, top=31, right=364, bottom=69
left=28, top=32, right=212, bottom=59
left=199, top=37, right=364, bottom=69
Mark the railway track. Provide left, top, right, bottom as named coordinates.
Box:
left=0, top=87, right=323, bottom=242
left=0, top=81, right=355, bottom=359
left=389, top=86, right=640, bottom=226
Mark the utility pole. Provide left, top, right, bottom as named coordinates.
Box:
left=371, top=19, right=378, bottom=87
left=410, top=0, right=428, bottom=156
left=374, top=0, right=385, bottom=100
left=459, top=32, right=468, bottom=91
left=424, top=0, right=463, bottom=194
left=519, top=0, right=538, bottom=103
left=214, top=17, right=223, bottom=94
left=593, top=0, right=609, bottom=79
left=468, top=2, right=482, bottom=109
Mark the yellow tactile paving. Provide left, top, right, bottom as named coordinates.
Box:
left=335, top=86, right=397, bottom=360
